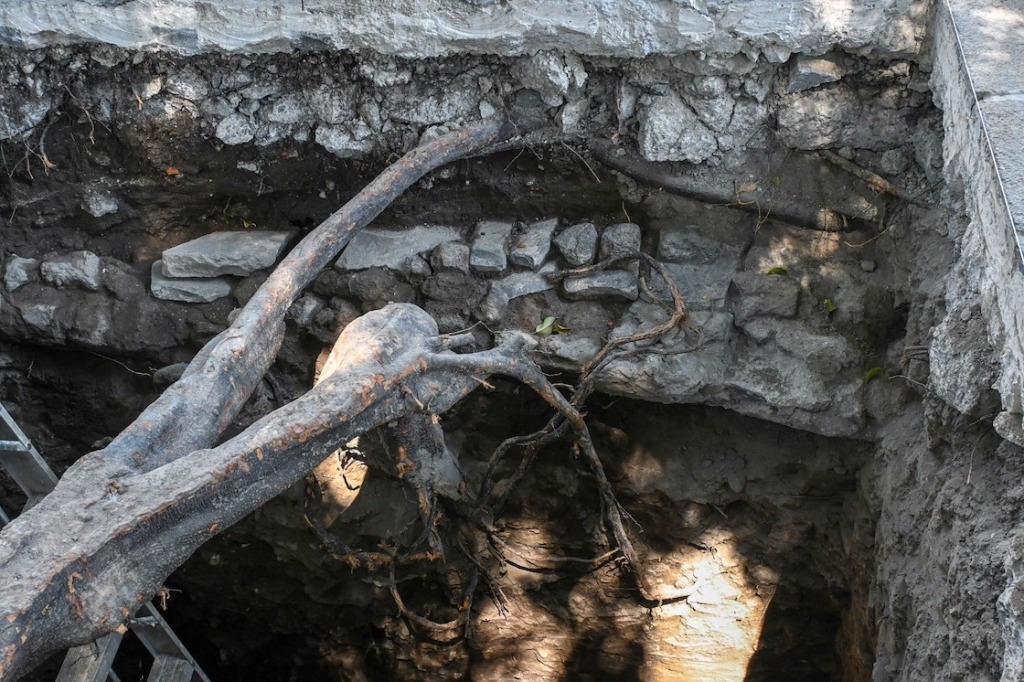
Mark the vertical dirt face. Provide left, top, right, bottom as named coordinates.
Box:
left=0, top=36, right=1010, bottom=682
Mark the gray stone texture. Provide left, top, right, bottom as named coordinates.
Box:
left=40, top=251, right=102, bottom=291
left=163, top=230, right=293, bottom=277
left=431, top=242, right=471, bottom=274
left=600, top=222, right=642, bottom=261
left=0, top=1, right=928, bottom=58
left=776, top=83, right=915, bottom=151
left=563, top=271, right=638, bottom=301
left=4, top=256, right=39, bottom=292
left=470, top=220, right=513, bottom=274
left=658, top=229, right=741, bottom=264
left=648, top=263, right=736, bottom=311
left=979, top=95, right=1024, bottom=234
left=81, top=185, right=119, bottom=217
left=638, top=89, right=718, bottom=163
left=553, top=222, right=598, bottom=266
left=729, top=272, right=801, bottom=324
left=477, top=262, right=557, bottom=322
left=787, top=54, right=845, bottom=93
left=150, top=260, right=232, bottom=303
left=510, top=218, right=558, bottom=270
left=513, top=51, right=587, bottom=107
left=336, top=226, right=460, bottom=273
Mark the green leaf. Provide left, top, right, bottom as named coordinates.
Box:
left=772, top=175, right=782, bottom=187
left=535, top=316, right=556, bottom=336
left=824, top=298, right=838, bottom=314
left=864, top=366, right=884, bottom=383
left=552, top=323, right=571, bottom=335
left=766, top=266, right=788, bottom=276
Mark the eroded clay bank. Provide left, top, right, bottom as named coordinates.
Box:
left=2, top=1, right=1024, bottom=680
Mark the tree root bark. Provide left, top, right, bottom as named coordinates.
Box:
left=0, top=119, right=520, bottom=680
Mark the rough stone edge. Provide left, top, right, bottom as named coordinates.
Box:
left=0, top=0, right=929, bottom=58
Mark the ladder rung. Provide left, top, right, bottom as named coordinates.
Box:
left=55, top=632, right=124, bottom=682
left=0, top=401, right=210, bottom=681
left=0, top=448, right=59, bottom=498
left=148, top=655, right=194, bottom=682
left=130, top=603, right=211, bottom=682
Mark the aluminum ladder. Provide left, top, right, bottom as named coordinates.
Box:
left=0, top=401, right=212, bottom=682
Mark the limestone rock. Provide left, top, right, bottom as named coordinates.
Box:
left=510, top=218, right=558, bottom=270
left=563, top=271, right=638, bottom=300
left=638, top=89, right=718, bottom=163
left=600, top=222, right=641, bottom=261
left=431, top=242, right=471, bottom=274
left=163, top=230, right=294, bottom=278
left=41, top=251, right=102, bottom=291
left=478, top=262, right=557, bottom=322
left=335, top=226, right=460, bottom=273
left=729, top=271, right=801, bottom=324
left=315, top=123, right=374, bottom=159
left=513, top=51, right=588, bottom=107
left=553, top=222, right=598, bottom=266
left=215, top=113, right=255, bottom=145
left=81, top=185, right=118, bottom=217
left=787, top=54, right=845, bottom=93
left=150, top=260, right=232, bottom=303
left=470, top=220, right=513, bottom=274
left=648, top=263, right=736, bottom=311
left=658, top=229, right=740, bottom=264
left=4, top=256, right=39, bottom=292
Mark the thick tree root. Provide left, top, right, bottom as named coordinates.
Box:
left=0, top=120, right=523, bottom=680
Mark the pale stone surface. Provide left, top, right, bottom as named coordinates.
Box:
left=599, top=222, right=641, bottom=261
left=40, top=251, right=102, bottom=291
left=638, top=89, right=718, bottom=163
left=3, top=256, right=39, bottom=292
left=477, top=262, right=557, bottom=322
left=729, top=272, right=801, bottom=324
left=787, top=54, right=845, bottom=93
left=163, top=230, right=293, bottom=277
left=431, top=242, right=471, bottom=274
left=470, top=220, right=513, bottom=274
left=0, top=0, right=930, bottom=58
left=335, top=226, right=460, bottom=273
left=81, top=185, right=118, bottom=217
left=513, top=51, right=587, bottom=107
left=553, top=222, right=598, bottom=266
left=510, top=218, right=558, bottom=270
left=150, top=260, right=232, bottom=303
left=563, top=271, right=638, bottom=300
left=215, top=113, right=255, bottom=145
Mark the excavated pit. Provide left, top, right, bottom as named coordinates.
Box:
left=0, top=30, right=1015, bottom=682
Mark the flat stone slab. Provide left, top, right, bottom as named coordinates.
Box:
left=150, top=260, right=232, bottom=303
left=162, top=230, right=293, bottom=277
left=470, top=220, right=513, bottom=274
left=563, top=270, right=638, bottom=300
left=0, top=1, right=927, bottom=59
left=510, top=218, right=558, bottom=270
left=335, top=226, right=460, bottom=273
left=478, top=261, right=557, bottom=322
left=40, top=251, right=102, bottom=291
